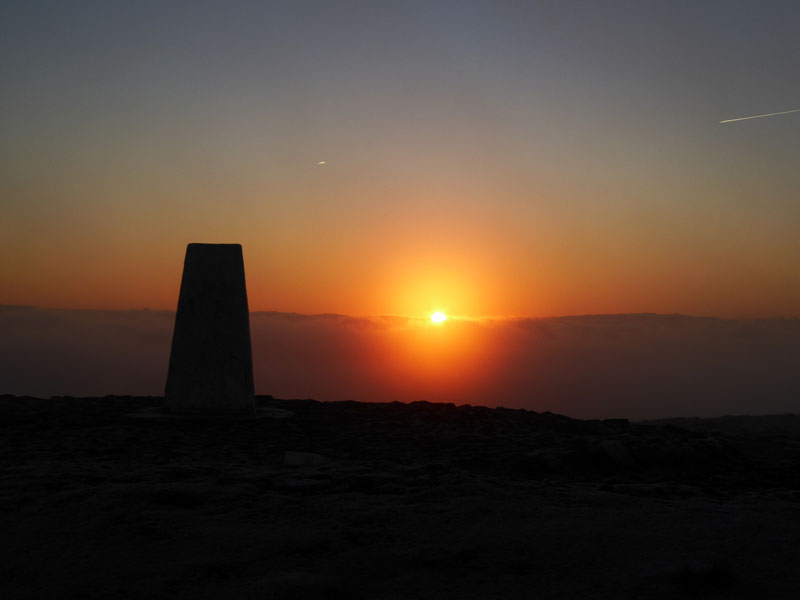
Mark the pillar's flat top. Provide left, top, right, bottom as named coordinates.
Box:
left=187, top=243, right=242, bottom=249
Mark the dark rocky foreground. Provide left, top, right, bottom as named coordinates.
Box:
left=2, top=396, right=800, bottom=599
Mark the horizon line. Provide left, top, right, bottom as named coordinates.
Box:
left=2, top=304, right=800, bottom=322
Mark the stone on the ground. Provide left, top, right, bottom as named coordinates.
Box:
left=600, top=440, right=636, bottom=467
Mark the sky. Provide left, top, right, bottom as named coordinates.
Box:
left=2, top=0, right=800, bottom=318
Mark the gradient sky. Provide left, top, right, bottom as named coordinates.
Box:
left=2, top=0, right=799, bottom=318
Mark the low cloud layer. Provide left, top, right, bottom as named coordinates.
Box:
left=2, top=306, right=800, bottom=419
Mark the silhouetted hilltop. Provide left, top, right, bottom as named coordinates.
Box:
left=3, top=395, right=800, bottom=599
left=645, top=413, right=800, bottom=434
left=2, top=394, right=799, bottom=491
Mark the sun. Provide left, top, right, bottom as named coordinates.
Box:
left=430, top=311, right=447, bottom=324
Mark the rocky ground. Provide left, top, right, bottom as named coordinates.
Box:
left=2, top=395, right=800, bottom=599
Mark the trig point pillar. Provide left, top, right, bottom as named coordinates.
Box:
left=165, top=243, right=255, bottom=413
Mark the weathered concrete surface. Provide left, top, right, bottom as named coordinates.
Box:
left=165, top=243, right=254, bottom=413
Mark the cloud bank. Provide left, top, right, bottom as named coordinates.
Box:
left=2, top=306, right=800, bottom=419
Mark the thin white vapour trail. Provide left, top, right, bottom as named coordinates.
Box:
left=720, top=109, right=800, bottom=123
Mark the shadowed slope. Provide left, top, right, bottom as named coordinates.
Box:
left=2, top=395, right=800, bottom=599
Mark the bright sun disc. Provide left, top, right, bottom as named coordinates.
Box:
left=431, top=311, right=447, bottom=323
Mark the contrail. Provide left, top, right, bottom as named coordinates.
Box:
left=720, top=108, right=800, bottom=124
